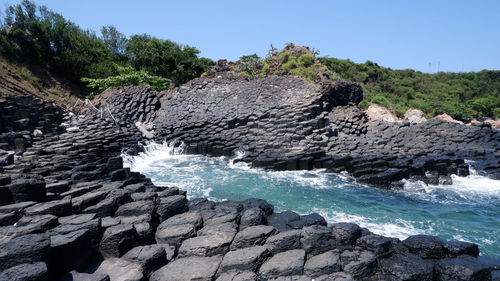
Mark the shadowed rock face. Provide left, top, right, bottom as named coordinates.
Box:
left=97, top=75, right=499, bottom=187
left=153, top=74, right=362, bottom=161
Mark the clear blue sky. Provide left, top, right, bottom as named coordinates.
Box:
left=1, top=0, right=499, bottom=73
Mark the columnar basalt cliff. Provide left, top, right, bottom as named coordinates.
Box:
left=97, top=74, right=500, bottom=188
left=0, top=75, right=499, bottom=281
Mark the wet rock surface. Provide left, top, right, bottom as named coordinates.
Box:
left=0, top=76, right=498, bottom=280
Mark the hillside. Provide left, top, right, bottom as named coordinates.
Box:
left=320, top=57, right=500, bottom=121
left=0, top=57, right=86, bottom=108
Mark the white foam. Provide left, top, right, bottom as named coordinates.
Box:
left=122, top=141, right=187, bottom=171
left=314, top=208, right=430, bottom=240
left=402, top=172, right=500, bottom=204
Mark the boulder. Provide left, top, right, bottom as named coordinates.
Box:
left=178, top=232, right=235, bottom=257
left=259, top=249, right=306, bottom=278
left=123, top=245, right=167, bottom=276
left=96, top=258, right=144, bottom=281
left=331, top=223, right=362, bottom=249
left=155, top=223, right=196, bottom=248
left=377, top=253, right=433, bottom=281
left=404, top=109, right=427, bottom=124
left=434, top=255, right=492, bottom=281
left=99, top=224, right=141, bottom=258
left=7, top=175, right=46, bottom=202
left=150, top=255, right=223, bottom=281
left=217, top=245, right=270, bottom=275
left=114, top=200, right=155, bottom=217
left=304, top=250, right=342, bottom=278
left=403, top=235, right=448, bottom=259
left=239, top=207, right=265, bottom=229
left=357, top=234, right=392, bottom=255
left=25, top=197, right=72, bottom=217
left=267, top=211, right=301, bottom=232
left=0, top=233, right=50, bottom=271
left=300, top=225, right=334, bottom=255
left=435, top=114, right=463, bottom=125
left=240, top=198, right=274, bottom=216
left=58, top=271, right=110, bottom=281
left=365, top=104, right=400, bottom=123
left=0, top=262, right=48, bottom=281
left=231, top=225, right=276, bottom=250
left=265, top=229, right=302, bottom=254
left=216, top=271, right=257, bottom=281
left=156, top=195, right=188, bottom=222
left=340, top=249, right=377, bottom=280
left=159, top=210, right=203, bottom=230
left=49, top=229, right=93, bottom=275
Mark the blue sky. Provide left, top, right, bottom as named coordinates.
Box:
left=1, top=0, right=499, bottom=72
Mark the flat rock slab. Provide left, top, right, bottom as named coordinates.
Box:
left=25, top=197, right=72, bottom=217
left=122, top=245, right=167, bottom=275
left=259, top=249, right=306, bottom=278
left=58, top=271, right=110, bottom=281
left=231, top=225, right=276, bottom=250
left=150, top=255, right=223, bottom=281
left=217, top=245, right=270, bottom=275
left=216, top=271, right=257, bottom=281
left=178, top=232, right=235, bottom=257
left=155, top=223, right=196, bottom=248
left=97, top=258, right=144, bottom=281
left=435, top=255, right=492, bottom=281
left=265, top=230, right=302, bottom=254
left=0, top=233, right=50, bottom=271
left=158, top=211, right=203, bottom=230
left=0, top=262, right=48, bottom=281
left=378, top=253, right=433, bottom=281
left=114, top=200, right=155, bottom=217
left=304, top=250, right=342, bottom=278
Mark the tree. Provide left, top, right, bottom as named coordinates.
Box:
left=238, top=54, right=263, bottom=79
left=125, top=34, right=213, bottom=85
left=101, top=25, right=127, bottom=57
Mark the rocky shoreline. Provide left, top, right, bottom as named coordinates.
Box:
left=1, top=76, right=499, bottom=280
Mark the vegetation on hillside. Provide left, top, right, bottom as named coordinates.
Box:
left=319, top=58, right=500, bottom=120
left=0, top=0, right=213, bottom=95
left=233, top=44, right=498, bottom=121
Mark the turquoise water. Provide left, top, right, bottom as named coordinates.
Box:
left=123, top=142, right=500, bottom=258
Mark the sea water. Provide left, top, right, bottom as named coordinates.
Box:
left=123, top=141, right=500, bottom=257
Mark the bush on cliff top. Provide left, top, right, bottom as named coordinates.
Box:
left=234, top=43, right=337, bottom=83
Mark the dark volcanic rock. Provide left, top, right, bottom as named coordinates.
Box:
left=259, top=249, right=306, bottom=278
left=99, top=224, right=141, bottom=258
left=150, top=255, right=223, bottom=281
left=0, top=233, right=50, bottom=271
left=49, top=229, right=94, bottom=275
left=0, top=262, right=48, bottom=281
left=435, top=255, right=492, bottom=281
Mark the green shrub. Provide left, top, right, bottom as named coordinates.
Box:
left=81, top=64, right=169, bottom=98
